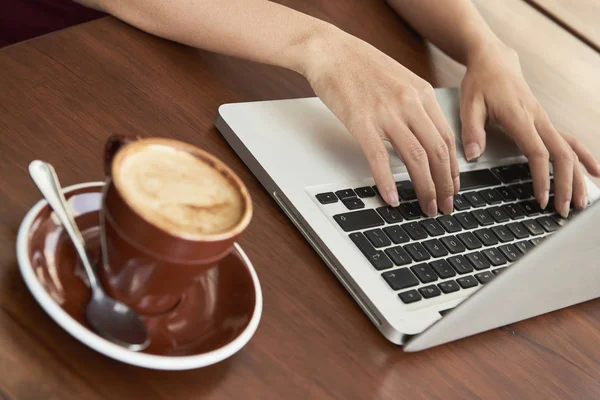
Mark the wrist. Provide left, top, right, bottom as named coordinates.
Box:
left=281, top=21, right=347, bottom=78
left=465, top=38, right=518, bottom=69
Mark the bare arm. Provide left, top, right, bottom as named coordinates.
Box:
left=76, top=0, right=333, bottom=76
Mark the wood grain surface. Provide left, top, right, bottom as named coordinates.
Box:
left=1, top=0, right=600, bottom=399
left=526, top=0, right=600, bottom=52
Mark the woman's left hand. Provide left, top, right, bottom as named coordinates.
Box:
left=459, top=43, right=600, bottom=217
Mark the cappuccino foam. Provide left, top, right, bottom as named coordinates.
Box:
left=116, top=145, right=244, bottom=237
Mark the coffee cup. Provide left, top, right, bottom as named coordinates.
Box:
left=99, top=135, right=252, bottom=315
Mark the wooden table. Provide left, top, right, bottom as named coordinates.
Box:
left=2, top=0, right=600, bottom=398
left=526, top=0, right=600, bottom=52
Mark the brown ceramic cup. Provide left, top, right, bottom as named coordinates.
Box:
left=99, top=135, right=253, bottom=315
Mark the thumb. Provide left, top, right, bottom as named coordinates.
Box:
left=460, top=94, right=487, bottom=161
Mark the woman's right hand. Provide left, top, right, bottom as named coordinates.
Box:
left=302, top=28, right=459, bottom=216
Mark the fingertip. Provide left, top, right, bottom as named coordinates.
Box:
left=464, top=142, right=482, bottom=162
left=386, top=188, right=400, bottom=207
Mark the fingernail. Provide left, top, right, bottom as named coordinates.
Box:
left=561, top=200, right=570, bottom=218
left=441, top=196, right=454, bottom=215
left=465, top=143, right=481, bottom=161
left=426, top=199, right=438, bottom=216
left=540, top=190, right=549, bottom=209
left=580, top=196, right=588, bottom=209
left=387, top=189, right=400, bottom=207
left=453, top=177, right=460, bottom=194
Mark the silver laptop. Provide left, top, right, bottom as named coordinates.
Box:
left=214, top=88, right=600, bottom=351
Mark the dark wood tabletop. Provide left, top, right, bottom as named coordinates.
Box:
left=2, top=0, right=600, bottom=399
left=526, top=0, right=600, bottom=52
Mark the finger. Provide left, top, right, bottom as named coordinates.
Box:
left=571, top=152, right=588, bottom=209
left=355, top=126, right=399, bottom=207
left=500, top=113, right=550, bottom=208
left=407, top=106, right=455, bottom=214
left=384, top=121, right=438, bottom=216
left=560, top=131, right=600, bottom=177
left=535, top=116, right=573, bottom=217
left=460, top=92, right=487, bottom=162
left=424, top=96, right=460, bottom=193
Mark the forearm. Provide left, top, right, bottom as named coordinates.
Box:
left=388, top=0, right=507, bottom=65
left=76, top=0, right=334, bottom=75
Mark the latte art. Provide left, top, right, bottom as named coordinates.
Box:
left=115, top=145, right=244, bottom=237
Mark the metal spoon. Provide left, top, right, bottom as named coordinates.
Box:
left=29, top=160, right=150, bottom=351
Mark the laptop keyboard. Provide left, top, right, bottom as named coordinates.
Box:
left=315, top=163, right=581, bottom=305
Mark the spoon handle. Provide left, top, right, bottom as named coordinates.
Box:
left=28, top=160, right=100, bottom=290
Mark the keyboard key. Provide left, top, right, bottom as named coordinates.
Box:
left=522, top=219, right=544, bottom=235
left=419, top=285, right=442, bottom=298
left=465, top=251, right=491, bottom=270
left=334, top=210, right=384, bottom=232
left=519, top=200, right=543, bottom=216
left=420, top=219, right=445, bottom=236
left=404, top=242, right=431, bottom=262
left=459, top=169, right=501, bottom=190
left=453, top=194, right=471, bottom=211
left=411, top=263, right=439, bottom=283
left=498, top=244, right=520, bottom=262
left=475, top=271, right=495, bottom=284
left=455, top=212, right=479, bottom=229
left=457, top=275, right=479, bottom=289
left=342, top=198, right=365, bottom=210
left=480, top=189, right=502, bottom=205
left=447, top=255, right=474, bottom=274
left=365, top=229, right=392, bottom=248
left=396, top=180, right=417, bottom=201
left=349, top=232, right=393, bottom=270
left=438, top=280, right=460, bottom=293
left=383, top=225, right=410, bottom=244
left=507, top=222, right=530, bottom=239
left=440, top=236, right=466, bottom=254
left=398, top=202, right=421, bottom=220
left=399, top=290, right=422, bottom=304
left=537, top=216, right=559, bottom=232
left=316, top=192, right=337, bottom=204
left=376, top=206, right=404, bottom=224
left=437, top=215, right=462, bottom=233
left=471, top=209, right=494, bottom=226
left=335, top=189, right=356, bottom=200
left=491, top=164, right=530, bottom=183
left=385, top=246, right=413, bottom=266
left=515, top=240, right=534, bottom=254
left=430, top=259, right=456, bottom=278
left=530, top=237, right=546, bottom=246
left=382, top=268, right=419, bottom=290
left=489, top=206, right=511, bottom=223
left=402, top=222, right=428, bottom=240
left=497, top=186, right=518, bottom=201
left=503, top=203, right=526, bottom=220
left=493, top=267, right=508, bottom=275
left=474, top=228, right=499, bottom=246
left=511, top=182, right=533, bottom=200
left=354, top=186, right=376, bottom=198
left=551, top=214, right=568, bottom=227
left=491, top=225, right=515, bottom=243
left=482, top=248, right=508, bottom=266
left=423, top=239, right=449, bottom=258
left=457, top=232, right=483, bottom=250
left=464, top=191, right=487, bottom=207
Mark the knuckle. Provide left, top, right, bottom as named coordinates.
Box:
left=406, top=142, right=428, bottom=164
left=418, top=82, right=435, bottom=98
left=397, top=86, right=420, bottom=106
left=528, top=145, right=550, bottom=161
left=553, top=148, right=574, bottom=165
left=432, top=141, right=450, bottom=163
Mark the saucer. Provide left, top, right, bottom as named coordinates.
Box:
left=16, top=182, right=262, bottom=370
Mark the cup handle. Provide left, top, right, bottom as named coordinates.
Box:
left=104, top=134, right=140, bottom=177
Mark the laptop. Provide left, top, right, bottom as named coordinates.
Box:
left=214, top=88, right=600, bottom=351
